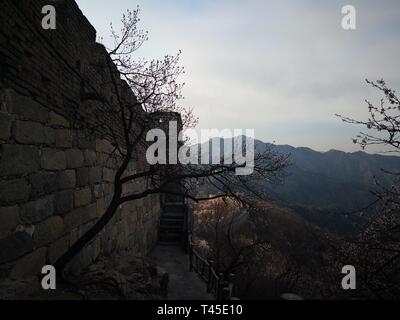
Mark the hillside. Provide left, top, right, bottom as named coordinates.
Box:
left=196, top=137, right=400, bottom=235
left=200, top=137, right=400, bottom=211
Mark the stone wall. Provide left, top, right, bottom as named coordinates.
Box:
left=0, top=0, right=161, bottom=279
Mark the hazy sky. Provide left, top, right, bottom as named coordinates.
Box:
left=76, top=0, right=400, bottom=152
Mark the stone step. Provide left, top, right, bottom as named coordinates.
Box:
left=160, top=217, right=184, bottom=226
left=159, top=225, right=183, bottom=234
left=157, top=241, right=182, bottom=246
left=162, top=203, right=186, bottom=214
left=158, top=233, right=182, bottom=243
left=163, top=194, right=184, bottom=203
left=161, top=212, right=185, bottom=219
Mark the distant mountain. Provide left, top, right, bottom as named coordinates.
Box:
left=199, top=137, right=400, bottom=212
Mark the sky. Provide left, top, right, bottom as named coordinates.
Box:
left=75, top=0, right=400, bottom=153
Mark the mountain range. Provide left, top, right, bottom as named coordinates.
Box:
left=198, top=137, right=400, bottom=234
left=200, top=137, right=400, bottom=211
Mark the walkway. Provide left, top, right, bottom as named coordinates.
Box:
left=151, top=245, right=214, bottom=300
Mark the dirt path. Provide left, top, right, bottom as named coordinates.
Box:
left=151, top=245, right=214, bottom=300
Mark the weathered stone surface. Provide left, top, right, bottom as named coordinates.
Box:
left=44, top=126, right=55, bottom=145
left=55, top=129, right=72, bottom=148
left=74, top=188, right=92, bottom=208
left=54, top=190, right=73, bottom=214
left=102, top=183, right=113, bottom=197
left=0, top=88, right=14, bottom=114
left=29, top=171, right=57, bottom=196
left=48, top=236, right=69, bottom=264
left=79, top=220, right=95, bottom=237
left=80, top=244, right=94, bottom=270
left=0, top=2, right=165, bottom=278
left=89, top=166, right=102, bottom=184
left=92, top=238, right=101, bottom=261
left=0, top=112, right=12, bottom=140
left=0, top=206, right=19, bottom=235
left=13, top=120, right=44, bottom=144
left=64, top=204, right=96, bottom=232
left=66, top=149, right=84, bottom=168
left=96, top=198, right=107, bottom=217
left=103, top=168, right=114, bottom=183
left=12, top=94, right=48, bottom=123
left=95, top=139, right=114, bottom=154
left=57, top=170, right=76, bottom=189
left=69, top=228, right=78, bottom=247
left=48, top=111, right=70, bottom=128
left=41, top=148, right=66, bottom=170
left=10, top=247, right=47, bottom=279
left=0, top=232, right=34, bottom=264
left=0, top=144, right=40, bottom=176
left=83, top=149, right=96, bottom=166
left=64, top=208, right=83, bottom=232
left=0, top=178, right=30, bottom=204
left=33, top=216, right=64, bottom=247
left=93, top=184, right=104, bottom=199
left=77, top=135, right=95, bottom=150
left=76, top=167, right=89, bottom=187
left=21, top=196, right=54, bottom=224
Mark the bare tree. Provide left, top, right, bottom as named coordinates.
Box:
left=336, top=79, right=400, bottom=298
left=54, top=8, right=290, bottom=276
left=194, top=198, right=271, bottom=276
left=194, top=198, right=306, bottom=299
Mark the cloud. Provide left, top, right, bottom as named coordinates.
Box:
left=76, top=0, right=400, bottom=152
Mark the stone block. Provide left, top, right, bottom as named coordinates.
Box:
left=0, top=205, right=19, bottom=235
left=48, top=236, right=69, bottom=264
left=74, top=188, right=92, bottom=208
left=55, top=129, right=72, bottom=148
left=48, top=111, right=70, bottom=128
left=95, top=139, right=114, bottom=154
left=66, top=149, right=84, bottom=168
left=96, top=198, right=107, bottom=217
left=29, top=171, right=57, bottom=197
left=0, top=231, right=34, bottom=264
left=76, top=167, right=89, bottom=187
left=0, top=88, right=14, bottom=114
left=80, top=245, right=94, bottom=270
left=103, top=168, right=114, bottom=183
left=64, top=204, right=96, bottom=232
left=0, top=111, right=12, bottom=140
left=83, top=149, right=96, bottom=166
left=10, top=247, right=47, bottom=279
left=89, top=166, right=102, bottom=184
left=12, top=93, right=48, bottom=123
left=57, top=170, right=76, bottom=189
left=93, top=238, right=101, bottom=261
left=21, top=195, right=54, bottom=224
left=33, top=216, right=64, bottom=247
left=41, top=148, right=66, bottom=170
left=54, top=190, right=73, bottom=214
left=44, top=126, right=55, bottom=145
left=102, top=182, right=113, bottom=196
left=0, top=178, right=30, bottom=205
left=0, top=144, right=40, bottom=176
left=76, top=131, right=95, bottom=149
left=93, top=184, right=104, bottom=198
left=13, top=120, right=44, bottom=144
left=69, top=228, right=78, bottom=247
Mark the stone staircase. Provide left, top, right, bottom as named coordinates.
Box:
left=158, top=199, right=187, bottom=246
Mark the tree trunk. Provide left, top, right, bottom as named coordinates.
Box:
left=55, top=150, right=132, bottom=277
left=54, top=195, right=120, bottom=276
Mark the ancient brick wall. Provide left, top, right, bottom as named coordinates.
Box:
left=0, top=0, right=160, bottom=279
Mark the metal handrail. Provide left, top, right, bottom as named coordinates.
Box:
left=188, top=233, right=237, bottom=300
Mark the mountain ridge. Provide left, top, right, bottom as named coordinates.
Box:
left=199, top=136, right=400, bottom=211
